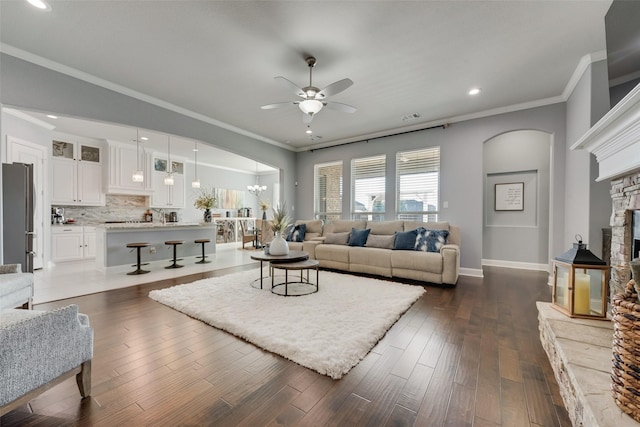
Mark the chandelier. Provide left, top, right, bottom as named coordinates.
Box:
left=248, top=184, right=267, bottom=197
left=247, top=162, right=266, bottom=196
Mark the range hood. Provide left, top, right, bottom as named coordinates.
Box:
left=571, top=83, right=640, bottom=181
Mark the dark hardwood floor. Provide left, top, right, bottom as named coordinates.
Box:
left=1, top=266, right=571, bottom=426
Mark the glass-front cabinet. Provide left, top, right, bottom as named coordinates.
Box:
left=51, top=140, right=105, bottom=206
left=150, top=154, right=185, bottom=208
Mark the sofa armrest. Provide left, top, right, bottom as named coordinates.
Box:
left=440, top=244, right=460, bottom=285
left=0, top=304, right=93, bottom=407
left=0, top=264, right=21, bottom=274
left=302, top=240, right=323, bottom=259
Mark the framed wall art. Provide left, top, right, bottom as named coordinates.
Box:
left=495, top=182, right=524, bottom=211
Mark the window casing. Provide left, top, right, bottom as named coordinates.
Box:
left=396, top=147, right=440, bottom=222
left=351, top=155, right=386, bottom=221
left=314, top=161, right=343, bottom=221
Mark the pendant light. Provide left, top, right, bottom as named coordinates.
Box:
left=164, top=135, right=174, bottom=186
left=132, top=129, right=144, bottom=183
left=192, top=141, right=201, bottom=188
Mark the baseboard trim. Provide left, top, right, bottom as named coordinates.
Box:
left=460, top=267, right=484, bottom=278
left=482, top=259, right=550, bottom=272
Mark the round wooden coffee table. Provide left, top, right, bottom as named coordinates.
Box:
left=250, top=250, right=309, bottom=289
left=270, top=259, right=319, bottom=296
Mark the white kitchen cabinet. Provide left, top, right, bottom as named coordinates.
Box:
left=51, top=157, right=77, bottom=204
left=51, top=140, right=105, bottom=206
left=51, top=226, right=97, bottom=262
left=106, top=141, right=153, bottom=195
left=83, top=227, right=96, bottom=258
left=51, top=227, right=84, bottom=262
left=149, top=155, right=186, bottom=208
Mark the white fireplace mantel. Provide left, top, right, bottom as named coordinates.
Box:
left=571, top=83, right=640, bottom=182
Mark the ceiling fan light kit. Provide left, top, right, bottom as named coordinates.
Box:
left=299, top=99, right=323, bottom=115
left=261, top=56, right=356, bottom=123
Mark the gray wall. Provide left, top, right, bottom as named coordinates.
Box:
left=565, top=60, right=612, bottom=258
left=295, top=103, right=567, bottom=274
left=589, top=60, right=614, bottom=259
left=483, top=130, right=551, bottom=265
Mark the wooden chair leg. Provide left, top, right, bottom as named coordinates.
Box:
left=76, top=360, right=92, bottom=398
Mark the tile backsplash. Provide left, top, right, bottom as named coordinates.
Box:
left=53, top=195, right=176, bottom=225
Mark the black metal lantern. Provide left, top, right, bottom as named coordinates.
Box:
left=552, top=236, right=609, bottom=319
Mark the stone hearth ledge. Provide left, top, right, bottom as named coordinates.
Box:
left=537, top=302, right=639, bottom=427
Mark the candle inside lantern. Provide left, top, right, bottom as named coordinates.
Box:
left=574, top=272, right=591, bottom=314
left=556, top=271, right=568, bottom=307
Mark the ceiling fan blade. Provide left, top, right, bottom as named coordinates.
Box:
left=302, top=112, right=314, bottom=124
left=324, top=101, right=357, bottom=113
left=274, top=76, right=306, bottom=98
left=260, top=101, right=294, bottom=110
left=317, top=78, right=353, bottom=99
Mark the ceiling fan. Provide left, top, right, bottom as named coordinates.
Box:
left=261, top=56, right=357, bottom=124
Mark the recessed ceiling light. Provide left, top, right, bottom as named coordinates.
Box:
left=306, top=126, right=313, bottom=135
left=140, top=136, right=149, bottom=141
left=26, top=0, right=51, bottom=11
left=46, top=114, right=58, bottom=119
left=468, top=88, right=482, bottom=95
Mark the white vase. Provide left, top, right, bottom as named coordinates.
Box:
left=269, top=231, right=289, bottom=255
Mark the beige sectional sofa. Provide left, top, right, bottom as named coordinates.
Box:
left=286, top=219, right=460, bottom=285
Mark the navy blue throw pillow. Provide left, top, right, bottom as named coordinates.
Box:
left=285, top=223, right=306, bottom=242
left=394, top=229, right=419, bottom=250
left=415, top=227, right=450, bottom=252
left=348, top=228, right=371, bottom=247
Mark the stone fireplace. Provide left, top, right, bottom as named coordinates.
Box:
left=573, top=82, right=640, bottom=302
left=610, top=177, right=640, bottom=299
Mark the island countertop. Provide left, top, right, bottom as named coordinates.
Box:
left=98, top=222, right=209, bottom=231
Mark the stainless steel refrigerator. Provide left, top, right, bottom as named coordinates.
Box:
left=2, top=162, right=35, bottom=273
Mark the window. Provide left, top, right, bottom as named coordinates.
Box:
left=396, top=147, right=440, bottom=222
left=314, top=161, right=343, bottom=221
left=351, top=155, right=386, bottom=221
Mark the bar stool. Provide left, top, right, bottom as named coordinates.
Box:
left=165, top=240, right=185, bottom=269
left=126, top=242, right=150, bottom=275
left=194, top=238, right=211, bottom=264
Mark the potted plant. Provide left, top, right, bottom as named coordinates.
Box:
left=269, top=202, right=290, bottom=255
left=194, top=186, right=217, bottom=223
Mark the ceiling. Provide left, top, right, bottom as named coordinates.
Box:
left=0, top=0, right=612, bottom=153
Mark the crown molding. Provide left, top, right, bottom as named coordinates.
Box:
left=2, top=107, right=56, bottom=130
left=561, top=50, right=607, bottom=100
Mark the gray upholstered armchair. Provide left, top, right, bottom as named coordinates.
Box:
left=0, top=304, right=93, bottom=415
left=0, top=264, right=33, bottom=309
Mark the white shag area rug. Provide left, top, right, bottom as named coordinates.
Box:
left=149, top=269, right=425, bottom=379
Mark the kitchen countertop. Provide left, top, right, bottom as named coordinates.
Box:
left=98, top=222, right=213, bottom=230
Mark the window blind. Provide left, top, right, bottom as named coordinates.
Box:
left=351, top=154, right=386, bottom=220
left=314, top=161, right=343, bottom=221
left=396, top=147, right=440, bottom=222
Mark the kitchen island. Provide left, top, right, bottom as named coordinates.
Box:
left=95, top=222, right=217, bottom=271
